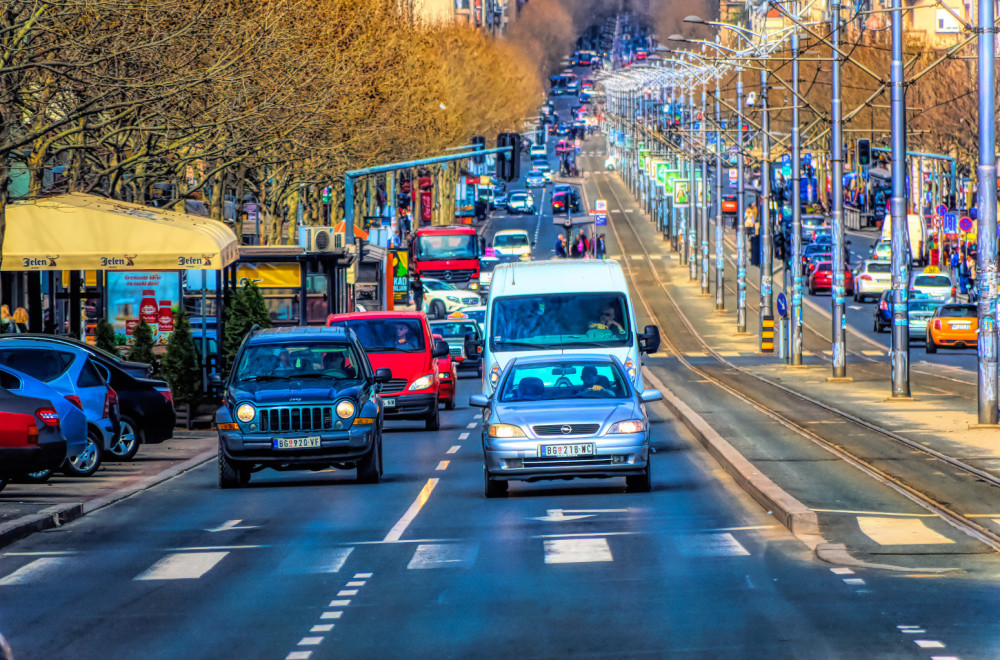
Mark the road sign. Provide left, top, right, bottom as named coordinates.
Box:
left=959, top=216, right=973, bottom=233
left=944, top=212, right=957, bottom=234
left=936, top=204, right=948, bottom=217
left=729, top=145, right=738, bottom=154
left=932, top=215, right=942, bottom=230
left=803, top=153, right=812, bottom=164
left=595, top=214, right=607, bottom=226
left=776, top=292, right=788, bottom=317
left=729, top=168, right=738, bottom=185
left=595, top=199, right=607, bottom=212
left=781, top=154, right=791, bottom=178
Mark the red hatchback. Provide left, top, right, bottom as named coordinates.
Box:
left=327, top=312, right=449, bottom=430
left=808, top=261, right=855, bottom=296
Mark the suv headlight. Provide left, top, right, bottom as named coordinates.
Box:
left=489, top=423, right=525, bottom=438
left=624, top=358, right=637, bottom=381
left=236, top=403, right=255, bottom=423
left=409, top=374, right=434, bottom=391
left=608, top=419, right=645, bottom=434
left=336, top=400, right=356, bottom=419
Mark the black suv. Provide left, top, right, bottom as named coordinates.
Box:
left=216, top=326, right=390, bottom=488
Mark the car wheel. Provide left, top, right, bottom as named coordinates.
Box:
left=926, top=336, right=937, bottom=354
left=484, top=469, right=508, bottom=498
left=357, top=434, right=381, bottom=484
left=218, top=445, right=247, bottom=489
left=430, top=300, right=446, bottom=320
left=62, top=429, right=102, bottom=478
left=0, top=478, right=6, bottom=493
left=808, top=284, right=815, bottom=296
left=18, top=469, right=53, bottom=484
left=425, top=403, right=440, bottom=431
left=626, top=457, right=652, bottom=493
left=108, top=415, right=142, bottom=461
left=444, top=397, right=455, bottom=411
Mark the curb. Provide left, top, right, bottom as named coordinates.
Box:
left=643, top=366, right=825, bottom=549
left=0, top=449, right=216, bottom=549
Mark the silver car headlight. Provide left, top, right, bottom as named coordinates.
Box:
left=489, top=423, right=525, bottom=438
left=608, top=419, right=645, bottom=434
left=236, top=403, right=255, bottom=423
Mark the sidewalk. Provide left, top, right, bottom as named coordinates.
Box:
left=0, top=430, right=216, bottom=547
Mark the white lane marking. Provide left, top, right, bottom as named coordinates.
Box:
left=679, top=533, right=750, bottom=557
left=543, top=538, right=613, bottom=564
left=135, top=552, right=228, bottom=580
left=320, top=611, right=343, bottom=620
left=354, top=572, right=372, bottom=578
left=929, top=656, right=959, bottom=659
left=278, top=547, right=353, bottom=575
left=345, top=580, right=366, bottom=587
left=915, top=640, right=946, bottom=648
left=631, top=253, right=645, bottom=259
left=169, top=545, right=267, bottom=551
left=533, top=531, right=640, bottom=539
left=298, top=637, right=323, bottom=646
left=458, top=432, right=470, bottom=440
left=328, top=599, right=351, bottom=607
left=447, top=445, right=460, bottom=454
left=436, top=460, right=450, bottom=471
left=383, top=478, right=439, bottom=543
left=337, top=589, right=358, bottom=596
left=473, top=414, right=482, bottom=419
left=843, top=578, right=866, bottom=585
left=0, top=558, right=68, bottom=585
left=857, top=517, right=955, bottom=545
left=830, top=567, right=854, bottom=575
left=311, top=624, right=334, bottom=633
left=2, top=551, right=77, bottom=556
left=466, top=422, right=477, bottom=429
left=204, top=519, right=258, bottom=533
left=286, top=652, right=312, bottom=660
left=900, top=629, right=927, bottom=634
left=407, top=543, right=479, bottom=569
left=848, top=305, right=862, bottom=311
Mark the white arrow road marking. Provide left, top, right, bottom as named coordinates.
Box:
left=544, top=538, right=613, bottom=564
left=135, top=552, right=229, bottom=580
left=205, top=519, right=258, bottom=533
left=533, top=508, right=630, bottom=522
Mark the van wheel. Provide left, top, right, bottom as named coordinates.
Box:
left=62, top=429, right=102, bottom=478
left=430, top=301, right=446, bottom=319
left=425, top=404, right=440, bottom=431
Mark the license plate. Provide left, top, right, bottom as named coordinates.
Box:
left=383, top=398, right=396, bottom=408
left=274, top=436, right=321, bottom=450
left=541, top=443, right=595, bottom=458
left=951, top=324, right=971, bottom=330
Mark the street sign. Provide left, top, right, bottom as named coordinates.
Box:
left=959, top=216, right=973, bottom=233
left=595, top=214, right=607, bottom=226
left=944, top=212, right=957, bottom=234
left=729, top=168, right=738, bottom=186
left=803, top=153, right=812, bottom=164
left=776, top=292, right=788, bottom=317
left=936, top=204, right=948, bottom=217
left=781, top=154, right=791, bottom=178
left=729, top=145, right=738, bottom=154
left=932, top=215, right=942, bottom=229
left=595, top=199, right=607, bottom=212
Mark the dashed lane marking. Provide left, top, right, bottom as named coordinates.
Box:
left=459, top=432, right=470, bottom=440
left=436, top=460, right=450, bottom=471
left=383, top=478, right=439, bottom=543
left=319, top=611, right=343, bottom=620
left=543, top=538, right=613, bottom=564
left=915, top=640, right=946, bottom=648
left=286, top=652, right=312, bottom=660
left=0, top=558, right=68, bottom=586
left=407, top=543, right=479, bottom=569
left=447, top=445, right=460, bottom=454
left=466, top=422, right=477, bottom=429
left=311, top=624, right=334, bottom=633
left=857, top=516, right=955, bottom=545
left=135, top=552, right=228, bottom=581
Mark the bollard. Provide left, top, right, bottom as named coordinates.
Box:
left=777, top=317, right=789, bottom=360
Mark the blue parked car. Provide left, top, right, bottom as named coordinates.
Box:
left=0, top=365, right=88, bottom=483
left=0, top=339, right=119, bottom=477
left=873, top=289, right=933, bottom=334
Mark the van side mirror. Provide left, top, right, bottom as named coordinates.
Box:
left=638, top=325, right=660, bottom=354
left=374, top=368, right=392, bottom=383
left=432, top=340, right=450, bottom=359
left=464, top=331, right=483, bottom=359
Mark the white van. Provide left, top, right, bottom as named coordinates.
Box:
left=492, top=229, right=533, bottom=260
left=467, top=260, right=661, bottom=395
left=880, top=213, right=926, bottom=266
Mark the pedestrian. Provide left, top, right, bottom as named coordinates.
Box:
left=596, top=233, right=606, bottom=259
left=13, top=307, right=28, bottom=333
left=555, top=233, right=567, bottom=258
left=410, top=271, right=424, bottom=312
left=0, top=305, right=12, bottom=334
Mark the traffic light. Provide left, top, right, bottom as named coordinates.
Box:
left=857, top=138, right=871, bottom=167
left=472, top=135, right=486, bottom=164
left=496, top=133, right=521, bottom=182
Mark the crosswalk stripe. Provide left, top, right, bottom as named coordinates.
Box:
left=135, top=551, right=229, bottom=580
left=543, top=538, right=613, bottom=564
left=277, top=547, right=353, bottom=575
left=678, top=533, right=750, bottom=557
left=857, top=517, right=955, bottom=545
left=407, top=543, right=478, bottom=569
left=0, top=557, right=68, bottom=586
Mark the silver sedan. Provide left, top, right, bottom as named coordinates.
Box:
left=470, top=355, right=662, bottom=497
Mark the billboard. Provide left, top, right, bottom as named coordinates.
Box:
left=107, top=271, right=181, bottom=345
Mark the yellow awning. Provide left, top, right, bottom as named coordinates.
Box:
left=2, top=192, right=239, bottom=271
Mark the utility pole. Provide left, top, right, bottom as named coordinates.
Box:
left=688, top=89, right=698, bottom=280
left=701, top=81, right=710, bottom=295
left=679, top=88, right=688, bottom=263
left=715, top=71, right=725, bottom=310
left=975, top=0, right=998, bottom=424
left=736, top=69, right=748, bottom=333
left=790, top=1, right=803, bottom=364
left=759, top=66, right=774, bottom=352
left=830, top=0, right=848, bottom=379
left=889, top=0, right=910, bottom=396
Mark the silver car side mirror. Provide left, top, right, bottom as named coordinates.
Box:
left=639, top=389, right=663, bottom=403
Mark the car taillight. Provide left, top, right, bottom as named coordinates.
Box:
left=880, top=301, right=889, bottom=311
left=951, top=287, right=957, bottom=298
left=157, top=387, right=174, bottom=405
left=931, top=319, right=941, bottom=330
left=103, top=387, right=118, bottom=419
left=36, top=408, right=60, bottom=427
left=27, top=422, right=38, bottom=445
left=860, top=275, right=872, bottom=281
left=65, top=395, right=83, bottom=410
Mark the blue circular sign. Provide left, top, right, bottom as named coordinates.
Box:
left=776, top=292, right=788, bottom=317
left=959, top=216, right=973, bottom=233
left=936, top=204, right=948, bottom=217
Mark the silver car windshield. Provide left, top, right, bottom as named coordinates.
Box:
left=499, top=362, right=629, bottom=401
left=490, top=294, right=631, bottom=350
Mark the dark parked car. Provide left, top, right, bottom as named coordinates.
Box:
left=1, top=335, right=175, bottom=459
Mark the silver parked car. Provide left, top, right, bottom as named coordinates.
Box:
left=470, top=355, right=662, bottom=497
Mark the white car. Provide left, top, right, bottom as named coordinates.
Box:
left=492, top=229, right=533, bottom=260
left=422, top=278, right=482, bottom=319
left=908, top=266, right=955, bottom=302
left=529, top=145, right=547, bottom=159
left=507, top=191, right=535, bottom=214
left=853, top=259, right=891, bottom=302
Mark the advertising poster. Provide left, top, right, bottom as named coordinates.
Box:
left=420, top=189, right=433, bottom=225
left=391, top=250, right=410, bottom=305
left=674, top=179, right=691, bottom=206
left=107, top=271, right=181, bottom=345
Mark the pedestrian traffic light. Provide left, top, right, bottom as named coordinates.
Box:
left=496, top=133, right=521, bottom=182
left=857, top=138, right=871, bottom=167
left=472, top=135, right=486, bottom=164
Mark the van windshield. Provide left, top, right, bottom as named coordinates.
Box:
left=489, top=294, right=632, bottom=350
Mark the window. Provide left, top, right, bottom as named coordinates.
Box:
left=868, top=262, right=891, bottom=274
left=913, top=275, right=951, bottom=287
left=490, top=294, right=631, bottom=350
left=0, top=370, right=21, bottom=390
left=234, top=342, right=365, bottom=384
left=429, top=322, right=479, bottom=339
left=0, top=349, right=74, bottom=382
left=936, top=10, right=960, bottom=32
left=331, top=319, right=426, bottom=353
left=493, top=234, right=529, bottom=248
left=77, top=360, right=106, bottom=388
left=499, top=361, right=629, bottom=402
left=939, top=305, right=975, bottom=318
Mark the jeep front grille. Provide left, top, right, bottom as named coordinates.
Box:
left=259, top=406, right=334, bottom=433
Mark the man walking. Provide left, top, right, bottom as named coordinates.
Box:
left=555, top=234, right=567, bottom=258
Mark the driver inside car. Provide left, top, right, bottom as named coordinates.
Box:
left=581, top=365, right=611, bottom=392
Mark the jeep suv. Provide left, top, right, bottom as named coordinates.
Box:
left=216, top=326, right=390, bottom=488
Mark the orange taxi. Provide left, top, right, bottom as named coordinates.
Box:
left=926, top=303, right=978, bottom=353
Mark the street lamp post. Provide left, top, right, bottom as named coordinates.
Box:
left=736, top=69, right=748, bottom=333
left=689, top=89, right=698, bottom=280
left=715, top=71, right=725, bottom=310
left=790, top=1, right=804, bottom=364
left=701, top=82, right=710, bottom=294
left=889, top=0, right=910, bottom=396
left=830, top=0, right=848, bottom=379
